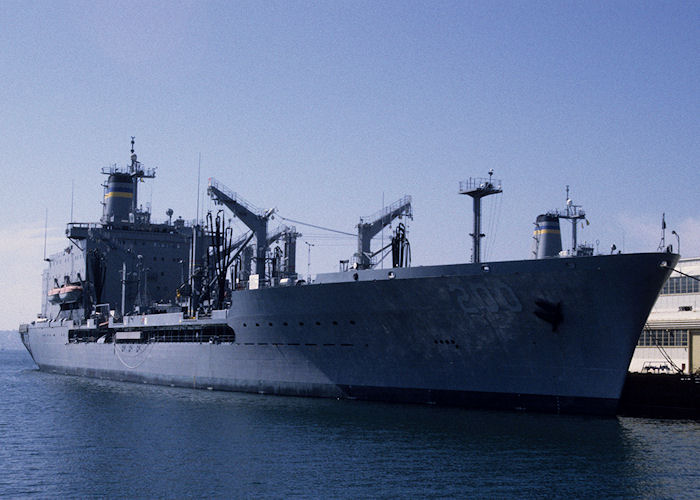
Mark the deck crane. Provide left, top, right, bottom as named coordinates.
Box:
left=266, top=225, right=301, bottom=278
left=354, top=195, right=412, bottom=270
left=221, top=226, right=297, bottom=287
left=207, top=178, right=276, bottom=285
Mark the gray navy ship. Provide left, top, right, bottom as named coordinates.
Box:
left=19, top=140, right=677, bottom=415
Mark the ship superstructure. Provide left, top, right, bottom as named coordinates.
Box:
left=20, top=141, right=677, bottom=415
left=42, top=139, right=200, bottom=324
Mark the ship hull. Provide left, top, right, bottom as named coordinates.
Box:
left=21, top=252, right=676, bottom=415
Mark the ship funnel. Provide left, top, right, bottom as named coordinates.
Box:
left=532, top=214, right=562, bottom=259
left=103, top=172, right=134, bottom=223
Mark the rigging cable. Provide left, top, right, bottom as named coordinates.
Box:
left=650, top=330, right=684, bottom=374
left=483, top=191, right=503, bottom=262
left=666, top=267, right=700, bottom=282
left=651, top=266, right=697, bottom=374
left=277, top=215, right=355, bottom=237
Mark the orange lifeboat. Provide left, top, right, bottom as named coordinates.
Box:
left=47, top=284, right=83, bottom=304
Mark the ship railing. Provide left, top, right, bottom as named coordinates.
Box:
left=459, top=177, right=503, bottom=193
left=150, top=217, right=203, bottom=228
left=208, top=177, right=264, bottom=216
left=546, top=206, right=586, bottom=219
left=101, top=164, right=156, bottom=178
left=101, top=164, right=122, bottom=175
left=139, top=166, right=157, bottom=178
left=69, top=331, right=236, bottom=344
left=68, top=219, right=204, bottom=231
left=359, top=195, right=413, bottom=224
left=67, top=216, right=214, bottom=232
left=146, top=331, right=235, bottom=344
left=67, top=222, right=101, bottom=230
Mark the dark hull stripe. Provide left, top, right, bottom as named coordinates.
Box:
left=39, top=364, right=618, bottom=416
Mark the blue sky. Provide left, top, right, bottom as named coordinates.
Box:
left=0, top=1, right=698, bottom=328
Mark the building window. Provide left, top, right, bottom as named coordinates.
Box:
left=660, top=275, right=700, bottom=295
left=638, top=329, right=689, bottom=347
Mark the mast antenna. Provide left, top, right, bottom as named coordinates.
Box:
left=558, top=185, right=586, bottom=253
left=196, top=153, right=201, bottom=224
left=305, top=241, right=314, bottom=281
left=43, top=207, right=49, bottom=262
left=130, top=136, right=135, bottom=154
left=657, top=213, right=667, bottom=251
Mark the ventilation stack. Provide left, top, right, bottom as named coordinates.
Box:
left=533, top=214, right=562, bottom=259
left=101, top=139, right=155, bottom=225
left=103, top=172, right=134, bottom=223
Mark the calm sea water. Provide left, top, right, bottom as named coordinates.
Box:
left=1, top=348, right=698, bottom=499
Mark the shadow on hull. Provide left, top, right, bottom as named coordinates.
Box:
left=40, top=363, right=618, bottom=416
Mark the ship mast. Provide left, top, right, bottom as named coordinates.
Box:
left=558, top=185, right=586, bottom=254
left=459, top=170, right=502, bottom=264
